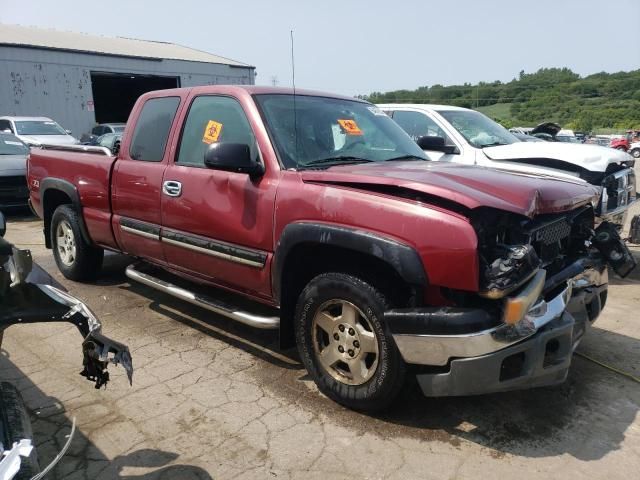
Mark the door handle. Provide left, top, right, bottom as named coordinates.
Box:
left=162, top=181, right=182, bottom=197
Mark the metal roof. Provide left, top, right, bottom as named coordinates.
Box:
left=0, top=23, right=253, bottom=67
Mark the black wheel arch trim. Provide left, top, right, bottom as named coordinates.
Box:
left=272, top=222, right=428, bottom=303
left=40, top=178, right=92, bottom=248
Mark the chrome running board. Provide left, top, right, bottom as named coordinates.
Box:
left=125, top=263, right=280, bottom=330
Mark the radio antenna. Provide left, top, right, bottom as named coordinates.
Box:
left=290, top=29, right=299, bottom=161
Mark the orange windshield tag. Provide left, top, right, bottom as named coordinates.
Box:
left=337, top=119, right=363, bottom=136
left=202, top=120, right=223, bottom=144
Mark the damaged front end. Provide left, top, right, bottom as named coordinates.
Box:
left=386, top=205, right=636, bottom=397
left=0, top=240, right=133, bottom=389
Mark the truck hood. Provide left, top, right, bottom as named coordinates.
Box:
left=19, top=134, right=78, bottom=146
left=0, top=154, right=27, bottom=175
left=483, top=141, right=633, bottom=172
left=300, top=161, right=600, bottom=218
left=530, top=122, right=561, bottom=136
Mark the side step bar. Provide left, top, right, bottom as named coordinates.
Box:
left=125, top=263, right=280, bottom=330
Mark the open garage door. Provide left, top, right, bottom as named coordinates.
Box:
left=90, top=72, right=180, bottom=124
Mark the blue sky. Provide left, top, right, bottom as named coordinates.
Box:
left=2, top=0, right=639, bottom=95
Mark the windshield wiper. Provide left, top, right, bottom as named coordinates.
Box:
left=385, top=155, right=427, bottom=162
left=301, top=156, right=375, bottom=168
left=480, top=142, right=509, bottom=148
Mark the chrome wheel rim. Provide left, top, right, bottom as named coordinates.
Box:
left=56, top=220, right=76, bottom=266
left=312, top=299, right=379, bottom=386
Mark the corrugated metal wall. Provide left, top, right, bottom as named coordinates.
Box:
left=0, top=46, right=255, bottom=137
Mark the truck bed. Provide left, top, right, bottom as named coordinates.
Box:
left=28, top=146, right=118, bottom=249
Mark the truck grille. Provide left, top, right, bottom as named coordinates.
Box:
left=600, top=168, right=636, bottom=216
left=532, top=218, right=572, bottom=245
left=522, top=208, right=592, bottom=268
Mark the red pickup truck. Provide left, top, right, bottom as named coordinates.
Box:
left=27, top=86, right=635, bottom=411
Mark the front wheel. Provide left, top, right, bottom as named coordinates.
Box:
left=51, top=205, right=103, bottom=281
left=295, top=272, right=405, bottom=412
left=630, top=148, right=640, bottom=159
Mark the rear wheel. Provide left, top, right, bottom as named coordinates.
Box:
left=51, top=205, right=103, bottom=281
left=0, top=382, right=40, bottom=479
left=630, top=148, right=640, bottom=159
left=295, top=272, right=405, bottom=412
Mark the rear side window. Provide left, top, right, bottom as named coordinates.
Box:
left=129, top=97, right=180, bottom=161
left=0, top=120, right=12, bottom=132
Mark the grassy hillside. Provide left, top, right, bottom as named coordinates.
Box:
left=476, top=103, right=514, bottom=122
left=362, top=68, right=640, bottom=132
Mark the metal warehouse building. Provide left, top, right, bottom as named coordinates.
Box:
left=0, top=24, right=255, bottom=137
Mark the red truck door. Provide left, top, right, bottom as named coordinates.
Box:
left=111, top=96, right=182, bottom=263
left=160, top=94, right=278, bottom=300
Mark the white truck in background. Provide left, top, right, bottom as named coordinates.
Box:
left=378, top=104, right=636, bottom=227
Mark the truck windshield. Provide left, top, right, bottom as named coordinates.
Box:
left=254, top=94, right=427, bottom=169
left=15, top=120, right=67, bottom=136
left=438, top=110, right=519, bottom=148
left=0, top=134, right=28, bottom=155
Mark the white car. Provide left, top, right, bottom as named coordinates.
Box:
left=378, top=104, right=636, bottom=225
left=629, top=141, right=640, bottom=159
left=0, top=116, right=79, bottom=147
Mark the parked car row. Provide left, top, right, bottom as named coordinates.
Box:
left=21, top=85, right=637, bottom=412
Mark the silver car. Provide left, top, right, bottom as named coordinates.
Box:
left=0, top=116, right=79, bottom=146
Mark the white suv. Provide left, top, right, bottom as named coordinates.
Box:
left=378, top=104, right=636, bottom=225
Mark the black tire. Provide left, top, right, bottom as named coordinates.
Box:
left=295, top=272, right=406, bottom=412
left=51, top=205, right=103, bottom=281
left=630, top=148, right=640, bottom=159
left=0, top=382, right=40, bottom=479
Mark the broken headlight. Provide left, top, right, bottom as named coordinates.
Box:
left=479, top=244, right=541, bottom=299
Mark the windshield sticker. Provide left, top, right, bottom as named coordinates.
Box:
left=337, top=119, right=363, bottom=136
left=367, top=106, right=387, bottom=116
left=202, top=120, right=223, bottom=144
left=44, top=122, right=56, bottom=125
left=3, top=141, right=23, bottom=146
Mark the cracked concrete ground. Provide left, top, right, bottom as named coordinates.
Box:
left=1, top=215, right=639, bottom=479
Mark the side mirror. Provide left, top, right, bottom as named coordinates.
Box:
left=204, top=143, right=264, bottom=178
left=416, top=135, right=458, bottom=154
left=65, top=129, right=73, bottom=135
left=0, top=212, right=6, bottom=237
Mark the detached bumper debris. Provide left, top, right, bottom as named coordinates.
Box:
left=1, top=245, right=133, bottom=389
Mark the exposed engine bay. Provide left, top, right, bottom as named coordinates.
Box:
left=472, top=206, right=637, bottom=300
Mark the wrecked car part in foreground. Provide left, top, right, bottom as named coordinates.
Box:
left=0, top=244, right=133, bottom=389
left=0, top=212, right=132, bottom=478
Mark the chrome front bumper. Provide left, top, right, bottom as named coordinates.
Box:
left=390, top=263, right=607, bottom=367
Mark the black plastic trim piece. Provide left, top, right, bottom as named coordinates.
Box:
left=272, top=222, right=428, bottom=302
left=119, top=217, right=161, bottom=237
left=385, top=307, right=498, bottom=335
left=162, top=228, right=267, bottom=267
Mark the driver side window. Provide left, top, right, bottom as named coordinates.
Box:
left=392, top=111, right=454, bottom=146
left=177, top=95, right=258, bottom=167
